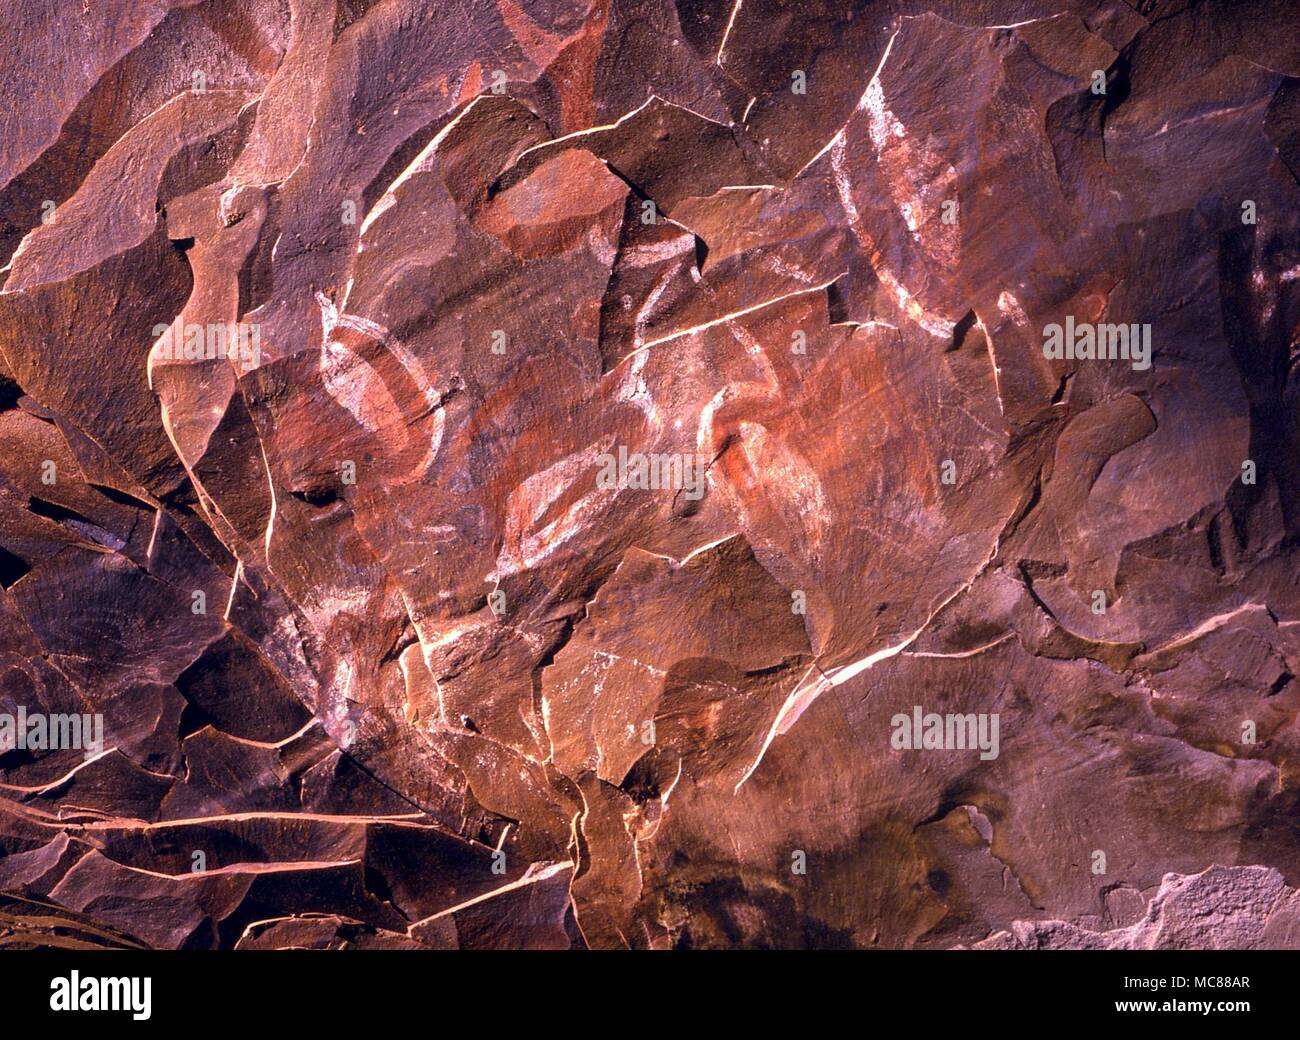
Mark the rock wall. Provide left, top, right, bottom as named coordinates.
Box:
left=0, top=0, right=1297, bottom=949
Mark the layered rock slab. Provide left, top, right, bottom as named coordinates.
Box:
left=0, top=0, right=1297, bottom=948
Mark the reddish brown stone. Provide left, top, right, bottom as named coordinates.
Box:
left=0, top=0, right=1297, bottom=950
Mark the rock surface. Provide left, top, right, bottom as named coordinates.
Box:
left=967, top=865, right=1300, bottom=950
left=0, top=0, right=1297, bottom=949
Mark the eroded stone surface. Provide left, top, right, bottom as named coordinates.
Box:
left=967, top=866, right=1300, bottom=950
left=0, top=0, right=1297, bottom=949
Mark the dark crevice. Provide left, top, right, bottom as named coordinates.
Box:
left=949, top=309, right=977, bottom=352
left=1050, top=371, right=1073, bottom=405
left=693, top=234, right=709, bottom=273
left=289, top=485, right=341, bottom=508
left=826, top=279, right=850, bottom=324
left=26, top=496, right=96, bottom=528
left=0, top=543, right=32, bottom=589
left=89, top=483, right=153, bottom=511
left=1206, top=514, right=1226, bottom=574
left=177, top=698, right=217, bottom=741
left=362, top=864, right=399, bottom=916
left=600, top=160, right=655, bottom=208
left=0, top=374, right=22, bottom=412
left=619, top=751, right=662, bottom=803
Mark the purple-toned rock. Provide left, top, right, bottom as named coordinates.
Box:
left=0, top=0, right=1297, bottom=949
